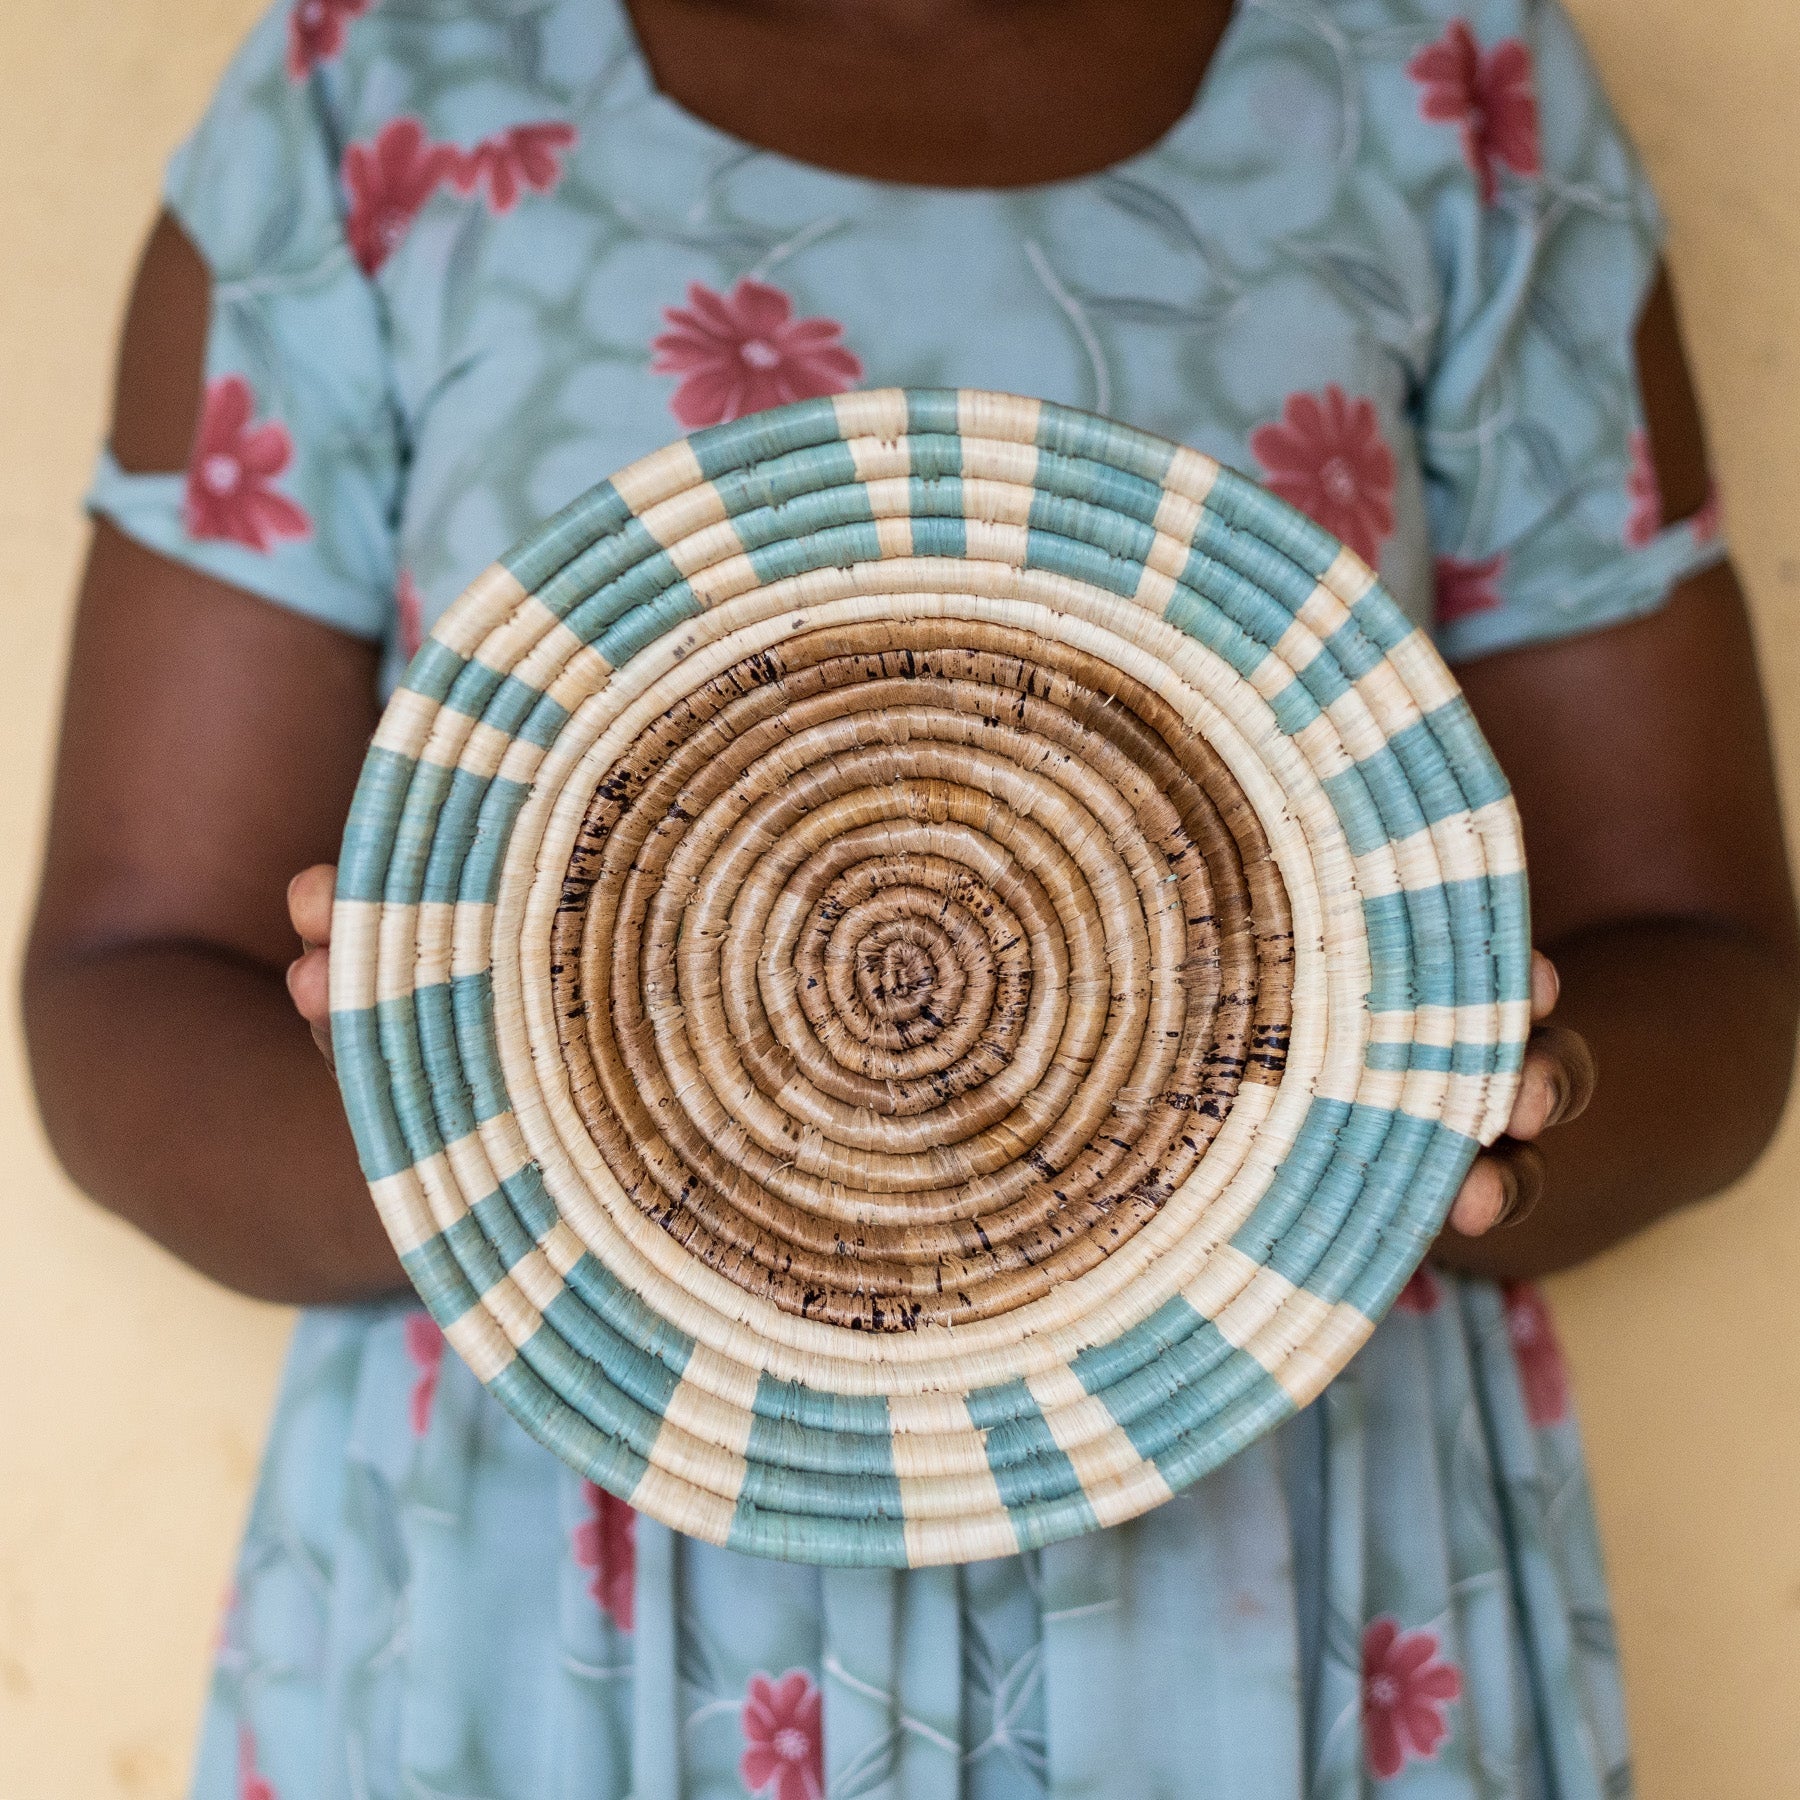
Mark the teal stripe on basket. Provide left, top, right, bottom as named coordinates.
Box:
left=1191, top=511, right=1325, bottom=617
left=904, top=389, right=964, bottom=440
left=1145, top=1367, right=1297, bottom=1495
left=1161, top=578, right=1284, bottom=687
left=448, top=969, right=509, bottom=1124
left=729, top=468, right=874, bottom=548
left=906, top=432, right=960, bottom=480
left=1318, top=760, right=1391, bottom=859
left=751, top=1372, right=890, bottom=1439
left=415, top=768, right=490, bottom=904
left=1023, top=525, right=1144, bottom=600
left=728, top=1502, right=909, bottom=1567
left=1304, top=1113, right=1447, bottom=1300
left=748, top=519, right=885, bottom=586
left=1034, top=447, right=1165, bottom=527
left=1227, top=1094, right=1353, bottom=1263
left=545, top=531, right=683, bottom=633
left=1489, top=868, right=1531, bottom=1002
left=390, top=757, right=457, bottom=902
left=487, top=1354, right=654, bottom=1502
left=337, top=748, right=416, bottom=903
left=1361, top=889, right=1457, bottom=1012
left=334, top=1005, right=413, bottom=1182
left=689, top=395, right=846, bottom=481
left=1419, top=695, right=1513, bottom=813
left=1026, top=488, right=1157, bottom=572
left=964, top=1381, right=1098, bottom=1525
left=399, top=1230, right=476, bottom=1319
left=1347, top=585, right=1414, bottom=655
left=376, top=992, right=446, bottom=1164
left=720, top=436, right=861, bottom=514
left=742, top=1407, right=901, bottom=1491
left=593, top=584, right=702, bottom=668
left=457, top=777, right=533, bottom=907
left=500, top=478, right=635, bottom=594
left=732, top=1455, right=909, bottom=1525
left=1260, top=1101, right=1406, bottom=1287
left=414, top=980, right=477, bottom=1143
left=1035, top=400, right=1176, bottom=488
left=405, top=638, right=471, bottom=706
left=1320, top=613, right=1386, bottom=682
left=1205, top=466, right=1342, bottom=581
left=558, top=1245, right=699, bottom=1383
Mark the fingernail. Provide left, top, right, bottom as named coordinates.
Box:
left=1544, top=1066, right=1571, bottom=1130
left=1496, top=1165, right=1538, bottom=1229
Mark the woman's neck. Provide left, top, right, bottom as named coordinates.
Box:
left=623, top=0, right=1237, bottom=188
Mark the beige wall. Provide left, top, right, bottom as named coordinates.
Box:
left=1, top=2, right=1796, bottom=1794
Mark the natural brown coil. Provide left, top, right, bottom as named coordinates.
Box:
left=551, top=618, right=1295, bottom=1331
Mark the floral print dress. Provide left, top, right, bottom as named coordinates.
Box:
left=87, top=1, right=1725, bottom=1795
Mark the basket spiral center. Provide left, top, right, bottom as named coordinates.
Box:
left=550, top=618, right=1295, bottom=1330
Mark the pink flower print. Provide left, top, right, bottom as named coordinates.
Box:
left=651, top=279, right=863, bottom=429
left=237, top=1724, right=277, bottom=1800
left=1362, top=1617, right=1462, bottom=1779
left=344, top=118, right=460, bottom=275
left=1502, top=1281, right=1570, bottom=1426
left=403, top=1311, right=444, bottom=1437
left=396, top=570, right=426, bottom=661
left=573, top=1480, right=637, bottom=1631
left=1624, top=428, right=1662, bottom=548
left=1433, top=551, right=1506, bottom=625
left=183, top=377, right=311, bottom=552
left=1408, top=21, right=1541, bottom=205
left=455, top=121, right=578, bottom=213
left=286, top=0, right=369, bottom=79
left=1395, top=1265, right=1443, bottom=1314
left=1250, top=385, right=1397, bottom=567
left=740, top=1668, right=824, bottom=1800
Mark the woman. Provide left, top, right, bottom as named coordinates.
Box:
left=25, top=0, right=1796, bottom=1793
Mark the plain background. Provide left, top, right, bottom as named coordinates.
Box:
left=1, top=2, right=1796, bottom=1794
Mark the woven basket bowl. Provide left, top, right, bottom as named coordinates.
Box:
left=331, top=388, right=1529, bottom=1567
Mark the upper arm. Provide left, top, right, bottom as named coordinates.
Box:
left=1459, top=560, right=1794, bottom=953
left=32, top=215, right=380, bottom=977
left=1456, top=271, right=1794, bottom=956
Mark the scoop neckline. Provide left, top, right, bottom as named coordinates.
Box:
left=603, top=0, right=1248, bottom=202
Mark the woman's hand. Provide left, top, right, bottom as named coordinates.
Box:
left=287, top=862, right=338, bottom=1070
left=1443, top=951, right=1597, bottom=1239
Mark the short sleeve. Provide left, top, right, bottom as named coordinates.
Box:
left=86, top=3, right=400, bottom=642
left=1415, top=0, right=1724, bottom=663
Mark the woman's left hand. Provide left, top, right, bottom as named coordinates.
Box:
left=1444, top=950, right=1597, bottom=1237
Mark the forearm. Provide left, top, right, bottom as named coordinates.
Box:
left=1437, top=918, right=1798, bottom=1280
left=24, top=942, right=406, bottom=1306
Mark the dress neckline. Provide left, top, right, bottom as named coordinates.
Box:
left=601, top=0, right=1249, bottom=201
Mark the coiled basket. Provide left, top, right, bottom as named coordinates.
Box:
left=331, top=388, right=1529, bottom=1566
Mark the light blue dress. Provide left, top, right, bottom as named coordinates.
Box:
left=88, top=1, right=1726, bottom=1794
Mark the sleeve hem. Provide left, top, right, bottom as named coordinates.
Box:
left=1436, top=524, right=1727, bottom=665
left=86, top=447, right=391, bottom=646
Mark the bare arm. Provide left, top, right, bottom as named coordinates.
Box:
left=22, top=214, right=405, bottom=1305
left=1438, top=273, right=1799, bottom=1278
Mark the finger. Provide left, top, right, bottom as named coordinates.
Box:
left=288, top=863, right=338, bottom=946
left=1448, top=1139, right=1546, bottom=1237
left=1530, top=950, right=1560, bottom=1021
left=1504, top=1040, right=1564, bottom=1141
left=285, top=943, right=332, bottom=1026
left=310, top=1017, right=337, bottom=1074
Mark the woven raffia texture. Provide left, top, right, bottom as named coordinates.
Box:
left=332, top=388, right=1529, bottom=1567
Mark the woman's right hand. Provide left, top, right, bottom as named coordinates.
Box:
left=287, top=862, right=338, bottom=1069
